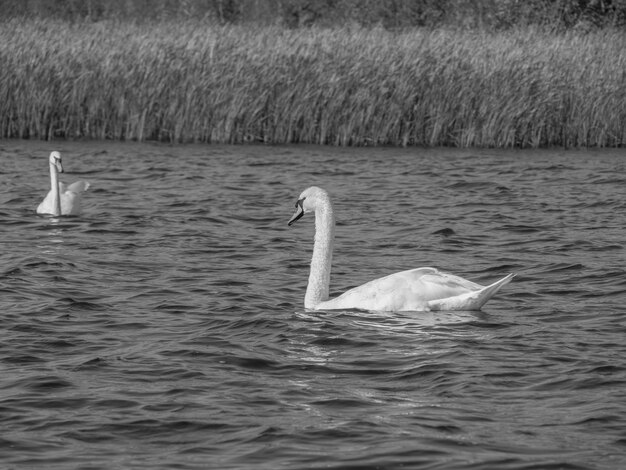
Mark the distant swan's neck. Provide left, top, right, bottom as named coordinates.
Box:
left=50, top=163, right=61, bottom=216
left=305, top=199, right=335, bottom=309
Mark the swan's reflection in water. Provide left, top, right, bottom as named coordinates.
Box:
left=287, top=308, right=486, bottom=369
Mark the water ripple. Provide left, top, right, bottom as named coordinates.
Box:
left=0, top=142, right=625, bottom=469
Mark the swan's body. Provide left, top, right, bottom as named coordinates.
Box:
left=288, top=186, right=513, bottom=312
left=37, top=151, right=90, bottom=216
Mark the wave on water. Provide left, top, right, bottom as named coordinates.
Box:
left=1, top=142, right=625, bottom=469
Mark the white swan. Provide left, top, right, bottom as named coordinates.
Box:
left=37, top=151, right=90, bottom=216
left=288, top=186, right=514, bottom=312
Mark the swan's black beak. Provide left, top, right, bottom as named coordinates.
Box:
left=288, top=199, right=305, bottom=226
left=56, top=161, right=64, bottom=173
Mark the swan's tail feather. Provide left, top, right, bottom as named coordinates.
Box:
left=428, top=273, right=515, bottom=311
left=469, top=273, right=515, bottom=310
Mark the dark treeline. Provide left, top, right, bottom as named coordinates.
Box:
left=2, top=0, right=626, bottom=30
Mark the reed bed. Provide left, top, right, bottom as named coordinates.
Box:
left=1, top=19, right=626, bottom=147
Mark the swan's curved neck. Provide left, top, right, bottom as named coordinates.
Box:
left=49, top=163, right=61, bottom=216
left=305, top=199, right=335, bottom=309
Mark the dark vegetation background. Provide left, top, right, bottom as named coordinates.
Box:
left=2, top=0, right=626, bottom=30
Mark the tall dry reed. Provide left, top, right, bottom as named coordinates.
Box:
left=1, top=19, right=626, bottom=147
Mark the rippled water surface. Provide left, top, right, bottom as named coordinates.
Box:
left=1, top=140, right=625, bottom=469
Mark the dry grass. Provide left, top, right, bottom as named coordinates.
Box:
left=1, top=19, right=626, bottom=147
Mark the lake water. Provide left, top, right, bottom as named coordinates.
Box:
left=1, top=140, right=625, bottom=469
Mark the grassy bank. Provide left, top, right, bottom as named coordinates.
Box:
left=2, top=20, right=626, bottom=147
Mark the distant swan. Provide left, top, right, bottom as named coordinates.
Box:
left=37, top=151, right=90, bottom=216
left=288, top=186, right=514, bottom=312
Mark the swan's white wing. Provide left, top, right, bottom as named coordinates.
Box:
left=320, top=267, right=485, bottom=312
left=65, top=180, right=90, bottom=193
left=60, top=191, right=81, bottom=215
left=428, top=273, right=515, bottom=311
left=418, top=269, right=484, bottom=295
left=57, top=180, right=89, bottom=215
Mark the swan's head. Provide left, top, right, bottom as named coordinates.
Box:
left=48, top=151, right=63, bottom=173
left=288, top=186, right=329, bottom=226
